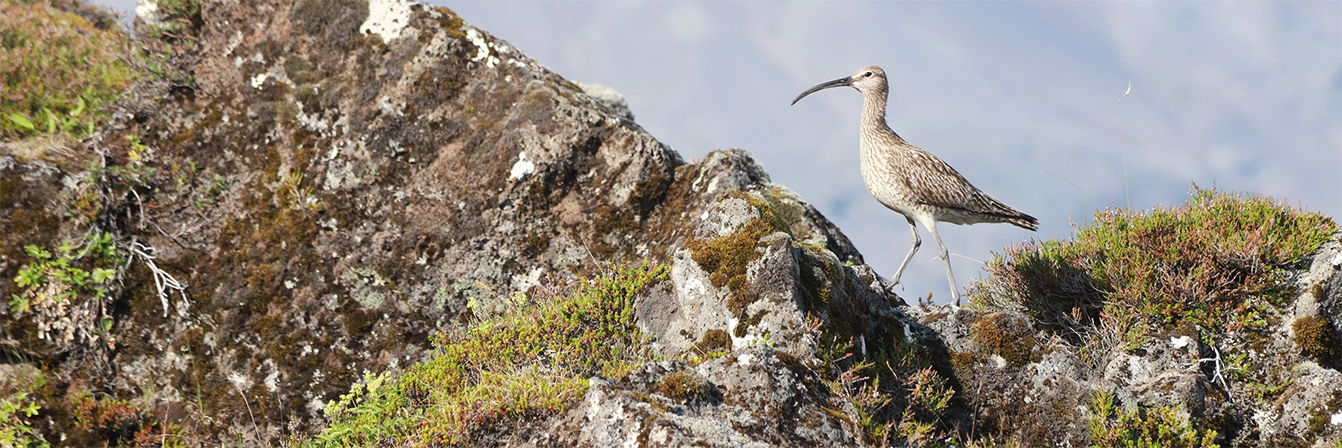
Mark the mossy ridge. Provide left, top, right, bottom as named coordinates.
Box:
left=972, top=185, right=1337, bottom=348
left=297, top=261, right=667, bottom=447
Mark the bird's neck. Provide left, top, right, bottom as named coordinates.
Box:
left=860, top=89, right=903, bottom=143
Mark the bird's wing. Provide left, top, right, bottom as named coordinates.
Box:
left=895, top=147, right=979, bottom=209
left=896, top=145, right=1034, bottom=224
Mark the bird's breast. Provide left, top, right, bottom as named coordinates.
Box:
left=857, top=143, right=917, bottom=214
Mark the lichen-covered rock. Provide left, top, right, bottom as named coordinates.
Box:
left=638, top=185, right=898, bottom=361
left=2, top=0, right=888, bottom=444
left=539, top=347, right=862, bottom=447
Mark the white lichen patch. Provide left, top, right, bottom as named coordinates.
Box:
left=361, top=0, right=414, bottom=43
left=224, top=30, right=244, bottom=57
left=263, top=359, right=281, bottom=392
left=1169, top=335, right=1194, bottom=349
left=509, top=151, right=535, bottom=180
left=465, top=28, right=502, bottom=68
left=466, top=28, right=490, bottom=61
left=135, top=0, right=165, bottom=28
left=377, top=95, right=405, bottom=116
left=250, top=73, right=270, bottom=89
left=511, top=266, right=545, bottom=293
left=227, top=371, right=253, bottom=390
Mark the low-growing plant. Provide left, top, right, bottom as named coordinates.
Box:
left=10, top=232, right=118, bottom=311
left=9, top=231, right=120, bottom=345
left=971, top=185, right=1337, bottom=356
left=820, top=330, right=959, bottom=447
left=299, top=261, right=668, bottom=447
left=1087, top=390, right=1218, bottom=448
left=1292, top=315, right=1337, bottom=363
left=0, top=369, right=47, bottom=448
left=0, top=1, right=139, bottom=140
left=69, top=391, right=186, bottom=448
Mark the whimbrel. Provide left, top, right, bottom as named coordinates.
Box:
left=792, top=65, right=1038, bottom=306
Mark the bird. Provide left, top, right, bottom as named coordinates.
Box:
left=791, top=65, right=1037, bottom=306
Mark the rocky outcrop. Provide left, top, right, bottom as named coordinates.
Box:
left=910, top=234, right=1342, bottom=447
left=2, top=0, right=881, bottom=444
left=1, top=1, right=1339, bottom=447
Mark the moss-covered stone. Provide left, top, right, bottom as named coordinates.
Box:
left=969, top=312, right=1038, bottom=367
left=1292, top=315, right=1336, bottom=363
left=691, top=329, right=731, bottom=357
left=654, top=370, right=711, bottom=404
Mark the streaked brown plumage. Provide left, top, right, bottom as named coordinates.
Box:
left=792, top=65, right=1037, bottom=305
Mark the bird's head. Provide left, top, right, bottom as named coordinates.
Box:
left=791, top=65, right=887, bottom=105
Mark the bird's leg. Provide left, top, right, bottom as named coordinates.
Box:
left=924, top=220, right=961, bottom=306
left=889, top=216, right=920, bottom=291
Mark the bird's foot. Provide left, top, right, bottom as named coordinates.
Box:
left=884, top=277, right=906, bottom=293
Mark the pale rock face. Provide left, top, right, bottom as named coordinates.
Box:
left=134, top=0, right=164, bottom=28
left=360, top=0, right=414, bottom=42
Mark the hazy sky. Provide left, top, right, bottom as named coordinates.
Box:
left=102, top=1, right=1342, bottom=304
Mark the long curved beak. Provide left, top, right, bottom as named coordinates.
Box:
left=791, top=77, right=853, bottom=105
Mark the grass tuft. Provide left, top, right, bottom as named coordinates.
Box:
left=298, top=261, right=668, bottom=447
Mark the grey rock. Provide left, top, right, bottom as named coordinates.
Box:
left=542, top=346, right=861, bottom=447
left=576, top=81, right=635, bottom=121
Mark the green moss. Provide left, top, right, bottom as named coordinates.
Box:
left=950, top=351, right=978, bottom=380
left=684, top=200, right=778, bottom=327
left=686, top=219, right=770, bottom=289
left=1292, top=315, right=1336, bottom=363
left=431, top=5, right=467, bottom=39
left=655, top=370, right=710, bottom=403
left=969, top=313, right=1038, bottom=367
left=688, top=329, right=731, bottom=359
left=297, top=261, right=667, bottom=447
left=795, top=246, right=873, bottom=344
left=1305, top=390, right=1342, bottom=440
left=742, top=192, right=792, bottom=236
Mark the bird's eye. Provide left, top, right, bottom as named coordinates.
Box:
left=863, top=71, right=873, bottom=77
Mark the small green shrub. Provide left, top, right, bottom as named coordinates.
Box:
left=820, top=331, right=959, bottom=446
left=69, top=391, right=186, bottom=448
left=10, top=232, right=119, bottom=311
left=972, top=185, right=1337, bottom=350
left=8, top=231, right=120, bottom=347
left=301, top=261, right=668, bottom=447
left=1087, top=390, right=1218, bottom=448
